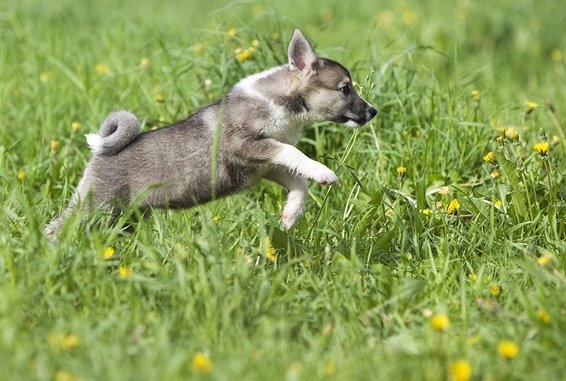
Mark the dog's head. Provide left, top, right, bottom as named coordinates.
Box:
left=288, top=29, right=377, bottom=128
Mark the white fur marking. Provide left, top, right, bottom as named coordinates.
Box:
left=282, top=184, right=308, bottom=228
left=272, top=145, right=338, bottom=185
left=235, top=66, right=284, bottom=102
left=345, top=120, right=360, bottom=128
left=85, top=133, right=103, bottom=154
left=235, top=65, right=305, bottom=144
left=201, top=108, right=220, bottom=131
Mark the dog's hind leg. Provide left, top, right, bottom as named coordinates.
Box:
left=45, top=190, right=81, bottom=239
left=45, top=172, right=94, bottom=239
left=265, top=168, right=308, bottom=229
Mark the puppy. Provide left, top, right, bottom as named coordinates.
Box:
left=46, top=29, right=376, bottom=237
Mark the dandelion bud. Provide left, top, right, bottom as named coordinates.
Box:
left=446, top=199, right=460, bottom=214
left=483, top=151, right=496, bottom=164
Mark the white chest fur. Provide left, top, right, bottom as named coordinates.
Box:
left=235, top=66, right=304, bottom=146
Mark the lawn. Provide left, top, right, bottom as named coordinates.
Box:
left=1, top=0, right=565, bottom=380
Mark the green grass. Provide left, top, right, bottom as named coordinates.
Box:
left=1, top=0, right=565, bottom=380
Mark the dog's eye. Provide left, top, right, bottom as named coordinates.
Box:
left=339, top=85, right=351, bottom=95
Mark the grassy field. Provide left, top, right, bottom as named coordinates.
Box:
left=1, top=0, right=565, bottom=380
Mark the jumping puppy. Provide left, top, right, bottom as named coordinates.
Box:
left=46, top=29, right=377, bottom=237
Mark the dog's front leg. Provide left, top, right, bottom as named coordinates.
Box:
left=270, top=144, right=338, bottom=185
left=265, top=168, right=308, bottom=229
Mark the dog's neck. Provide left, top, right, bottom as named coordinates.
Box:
left=234, top=64, right=310, bottom=145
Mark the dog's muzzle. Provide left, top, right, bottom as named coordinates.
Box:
left=335, top=104, right=378, bottom=128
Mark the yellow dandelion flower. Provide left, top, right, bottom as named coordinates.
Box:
left=193, top=43, right=204, bottom=54
left=118, top=266, right=132, bottom=278
left=493, top=199, right=502, bottom=208
left=402, top=9, right=418, bottom=25
left=490, top=285, right=501, bottom=297
left=39, top=72, right=50, bottom=82
left=498, top=340, right=519, bottom=360
left=471, top=89, right=480, bottom=101
left=95, top=63, right=110, bottom=75
left=55, top=370, right=77, bottom=381
left=61, top=335, right=80, bottom=350
left=551, top=49, right=563, bottom=63
left=537, top=254, right=553, bottom=266
left=192, top=352, right=212, bottom=373
left=420, top=208, right=432, bottom=216
left=533, top=141, right=550, bottom=156
left=212, top=215, right=220, bottom=223
left=251, top=39, right=260, bottom=48
left=430, top=313, right=450, bottom=331
left=483, top=151, right=496, bottom=164
left=103, top=247, right=115, bottom=260
left=17, top=171, right=26, bottom=181
left=396, top=166, right=407, bottom=179
left=227, top=27, right=238, bottom=38
left=50, top=139, right=60, bottom=151
left=447, top=199, right=460, bottom=215
left=265, top=237, right=276, bottom=263
left=469, top=273, right=477, bottom=282
left=71, top=122, right=81, bottom=132
left=48, top=333, right=80, bottom=351
left=506, top=127, right=519, bottom=140
left=154, top=93, right=165, bottom=103
left=449, top=360, right=472, bottom=381
left=235, top=47, right=254, bottom=63
left=139, top=57, right=150, bottom=69
left=525, top=100, right=539, bottom=110
left=536, top=308, right=550, bottom=324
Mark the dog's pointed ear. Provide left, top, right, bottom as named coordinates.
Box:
left=288, top=29, right=316, bottom=71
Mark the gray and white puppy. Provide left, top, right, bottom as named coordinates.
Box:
left=46, top=29, right=376, bottom=237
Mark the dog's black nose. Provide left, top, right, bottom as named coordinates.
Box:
left=367, top=106, right=377, bottom=121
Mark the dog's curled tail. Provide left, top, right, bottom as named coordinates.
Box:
left=85, top=110, right=140, bottom=156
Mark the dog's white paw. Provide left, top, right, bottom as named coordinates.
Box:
left=44, top=218, right=62, bottom=241
left=310, top=164, right=338, bottom=185
left=281, top=213, right=298, bottom=229
left=281, top=192, right=306, bottom=229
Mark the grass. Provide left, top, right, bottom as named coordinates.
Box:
left=1, top=0, right=565, bottom=380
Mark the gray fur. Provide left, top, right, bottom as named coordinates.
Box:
left=86, top=110, right=140, bottom=155
left=45, top=29, right=377, bottom=238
